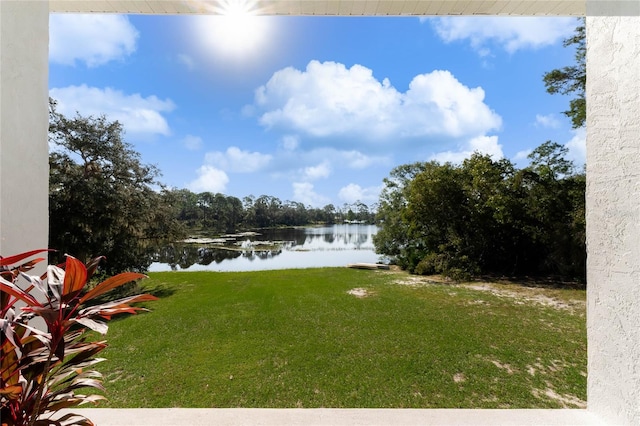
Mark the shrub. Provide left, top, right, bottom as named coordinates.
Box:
left=1, top=250, right=155, bottom=426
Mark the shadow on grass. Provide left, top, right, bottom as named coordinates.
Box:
left=477, top=275, right=586, bottom=290
left=142, top=283, right=176, bottom=299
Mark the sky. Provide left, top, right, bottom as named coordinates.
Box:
left=48, top=9, right=585, bottom=208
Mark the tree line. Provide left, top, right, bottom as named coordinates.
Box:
left=373, top=143, right=585, bottom=282
left=165, top=190, right=376, bottom=234
left=48, top=99, right=375, bottom=274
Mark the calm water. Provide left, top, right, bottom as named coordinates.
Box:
left=149, top=224, right=380, bottom=272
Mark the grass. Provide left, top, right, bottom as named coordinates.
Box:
left=93, top=268, right=586, bottom=408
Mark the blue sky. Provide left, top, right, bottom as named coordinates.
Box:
left=48, top=12, right=585, bottom=208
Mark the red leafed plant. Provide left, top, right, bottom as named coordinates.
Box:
left=1, top=250, right=157, bottom=426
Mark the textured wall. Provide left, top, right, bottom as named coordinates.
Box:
left=0, top=1, right=49, bottom=256
left=586, top=16, right=640, bottom=425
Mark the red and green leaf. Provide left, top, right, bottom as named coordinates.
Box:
left=79, top=272, right=147, bottom=304
left=62, top=255, right=87, bottom=296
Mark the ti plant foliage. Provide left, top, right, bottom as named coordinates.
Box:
left=1, top=250, right=156, bottom=426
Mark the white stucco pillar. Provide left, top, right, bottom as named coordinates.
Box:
left=586, top=15, right=640, bottom=425
left=0, top=1, right=49, bottom=257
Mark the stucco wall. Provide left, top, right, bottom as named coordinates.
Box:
left=586, top=16, right=640, bottom=425
left=0, top=1, right=49, bottom=256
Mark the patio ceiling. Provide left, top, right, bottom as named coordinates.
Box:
left=49, top=0, right=585, bottom=16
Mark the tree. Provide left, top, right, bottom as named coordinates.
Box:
left=543, top=18, right=586, bottom=128
left=374, top=146, right=586, bottom=282
left=170, top=188, right=203, bottom=227
left=523, top=142, right=586, bottom=278
left=253, top=195, right=282, bottom=228
left=373, top=162, right=427, bottom=264
left=48, top=99, right=184, bottom=274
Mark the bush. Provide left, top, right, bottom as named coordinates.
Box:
left=1, top=250, right=155, bottom=426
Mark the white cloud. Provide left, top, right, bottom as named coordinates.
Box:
left=182, top=135, right=203, bottom=151
left=205, top=146, right=272, bottom=173
left=280, top=135, right=299, bottom=151
left=177, top=53, right=196, bottom=70
left=512, top=128, right=585, bottom=169
left=338, top=184, right=383, bottom=204
left=254, top=60, right=501, bottom=144
left=292, top=182, right=330, bottom=207
left=49, top=14, right=138, bottom=67
left=514, top=149, right=533, bottom=162
left=431, top=135, right=504, bottom=164
left=188, top=165, right=229, bottom=193
left=430, top=17, right=576, bottom=54
left=268, top=148, right=390, bottom=186
left=565, top=127, right=586, bottom=166
left=303, top=161, right=331, bottom=181
left=341, top=150, right=388, bottom=169
left=535, top=113, right=561, bottom=129
left=49, top=85, right=175, bottom=137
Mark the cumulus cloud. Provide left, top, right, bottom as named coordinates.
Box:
left=254, top=60, right=501, bottom=145
left=565, top=127, right=586, bottom=166
left=535, top=113, right=561, bottom=129
left=188, top=165, right=229, bottom=193
left=49, top=85, right=175, bottom=137
left=338, top=184, right=383, bottom=204
left=183, top=135, right=203, bottom=151
left=292, top=182, right=330, bottom=207
left=204, top=146, right=272, bottom=173
left=431, top=135, right=504, bottom=164
left=303, top=161, right=331, bottom=181
left=50, top=14, right=138, bottom=67
left=280, top=135, right=299, bottom=151
left=341, top=150, right=388, bottom=169
left=514, top=149, right=533, bottom=162
left=429, top=17, right=576, bottom=54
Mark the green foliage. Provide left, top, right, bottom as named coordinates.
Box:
left=48, top=99, right=185, bottom=274
left=168, top=189, right=376, bottom=234
left=375, top=144, right=585, bottom=282
left=0, top=250, right=154, bottom=426
left=543, top=18, right=586, bottom=128
left=373, top=162, right=427, bottom=260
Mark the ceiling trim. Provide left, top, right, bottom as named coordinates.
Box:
left=49, top=1, right=586, bottom=16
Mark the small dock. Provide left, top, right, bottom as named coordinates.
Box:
left=346, top=263, right=390, bottom=270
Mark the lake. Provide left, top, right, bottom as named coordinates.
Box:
left=148, top=224, right=381, bottom=272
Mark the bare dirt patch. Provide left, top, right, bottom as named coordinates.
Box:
left=347, top=288, right=373, bottom=298
left=531, top=388, right=586, bottom=408
left=391, top=274, right=452, bottom=287
left=488, top=358, right=516, bottom=375
left=461, top=283, right=584, bottom=312
left=385, top=269, right=584, bottom=313
left=453, top=373, right=467, bottom=383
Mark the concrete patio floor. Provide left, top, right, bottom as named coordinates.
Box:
left=60, top=408, right=604, bottom=425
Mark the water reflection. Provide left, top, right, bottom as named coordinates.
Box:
left=149, top=224, right=379, bottom=272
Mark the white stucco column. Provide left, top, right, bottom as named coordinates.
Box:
left=586, top=15, right=640, bottom=425
left=0, top=1, right=49, bottom=257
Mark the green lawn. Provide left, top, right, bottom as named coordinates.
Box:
left=94, top=268, right=586, bottom=408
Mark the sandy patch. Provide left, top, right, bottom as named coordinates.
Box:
left=453, top=373, right=466, bottom=383
left=525, top=358, right=572, bottom=377
left=489, top=359, right=516, bottom=374
left=393, top=275, right=451, bottom=287
left=532, top=388, right=586, bottom=408
left=462, top=283, right=583, bottom=312
left=347, top=288, right=372, bottom=298
left=384, top=269, right=583, bottom=313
